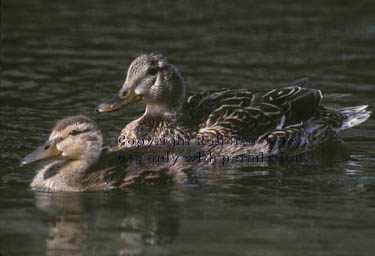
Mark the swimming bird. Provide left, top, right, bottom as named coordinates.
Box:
left=20, top=116, right=178, bottom=192
left=96, top=54, right=371, bottom=154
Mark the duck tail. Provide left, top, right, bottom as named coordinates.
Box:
left=338, top=105, right=371, bottom=130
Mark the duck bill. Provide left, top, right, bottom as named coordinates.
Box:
left=96, top=93, right=142, bottom=113
left=20, top=139, right=62, bottom=167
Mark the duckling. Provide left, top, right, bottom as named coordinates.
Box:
left=20, top=116, right=176, bottom=192
left=96, top=54, right=371, bottom=154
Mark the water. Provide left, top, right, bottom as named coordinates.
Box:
left=1, top=0, right=375, bottom=255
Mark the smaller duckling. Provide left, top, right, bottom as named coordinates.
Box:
left=20, top=116, right=175, bottom=192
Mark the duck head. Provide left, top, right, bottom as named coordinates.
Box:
left=20, top=116, right=103, bottom=166
left=96, top=54, right=186, bottom=115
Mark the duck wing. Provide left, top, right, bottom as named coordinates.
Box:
left=183, top=78, right=322, bottom=138
left=84, top=147, right=174, bottom=189
left=256, top=78, right=322, bottom=124
left=256, top=104, right=371, bottom=155
left=183, top=88, right=256, bottom=130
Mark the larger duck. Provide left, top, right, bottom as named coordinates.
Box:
left=96, top=54, right=371, bottom=154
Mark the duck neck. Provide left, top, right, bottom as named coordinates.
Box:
left=61, top=158, right=93, bottom=176
left=145, top=103, right=182, bottom=117
left=63, top=145, right=101, bottom=175
left=31, top=149, right=101, bottom=192
left=144, top=64, right=186, bottom=118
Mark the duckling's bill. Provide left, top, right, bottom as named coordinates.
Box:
left=20, top=139, right=62, bottom=167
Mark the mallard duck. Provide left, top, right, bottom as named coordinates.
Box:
left=20, top=115, right=178, bottom=192
left=96, top=54, right=371, bottom=154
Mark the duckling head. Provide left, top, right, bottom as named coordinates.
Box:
left=20, top=116, right=103, bottom=166
left=96, top=53, right=186, bottom=114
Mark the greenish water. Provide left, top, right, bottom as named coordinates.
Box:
left=1, top=0, right=375, bottom=255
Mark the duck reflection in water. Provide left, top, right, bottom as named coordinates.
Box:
left=33, top=189, right=179, bottom=256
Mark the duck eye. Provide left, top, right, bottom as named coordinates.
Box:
left=70, top=130, right=79, bottom=136
left=148, top=67, right=158, bottom=76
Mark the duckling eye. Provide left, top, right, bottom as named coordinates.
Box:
left=69, top=130, right=79, bottom=136
left=148, top=67, right=158, bottom=76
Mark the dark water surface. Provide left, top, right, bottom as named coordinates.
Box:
left=1, top=0, right=375, bottom=255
